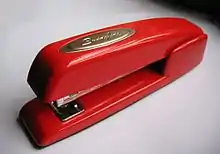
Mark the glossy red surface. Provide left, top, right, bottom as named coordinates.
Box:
left=19, top=18, right=207, bottom=147
left=27, top=17, right=204, bottom=103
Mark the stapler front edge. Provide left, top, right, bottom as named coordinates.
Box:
left=18, top=17, right=208, bottom=148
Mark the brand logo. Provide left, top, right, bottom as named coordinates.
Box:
left=61, top=28, right=135, bottom=52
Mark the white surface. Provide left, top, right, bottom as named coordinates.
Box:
left=0, top=0, right=220, bottom=154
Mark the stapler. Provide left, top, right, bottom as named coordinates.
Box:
left=18, top=17, right=207, bottom=148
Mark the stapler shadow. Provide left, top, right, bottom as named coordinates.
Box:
left=18, top=17, right=208, bottom=148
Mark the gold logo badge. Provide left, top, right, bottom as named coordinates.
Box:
left=61, top=28, right=135, bottom=52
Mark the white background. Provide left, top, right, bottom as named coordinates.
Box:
left=0, top=0, right=220, bottom=154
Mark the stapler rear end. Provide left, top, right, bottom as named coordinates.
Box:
left=18, top=17, right=207, bottom=148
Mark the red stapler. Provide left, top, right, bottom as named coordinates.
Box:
left=18, top=17, right=207, bottom=148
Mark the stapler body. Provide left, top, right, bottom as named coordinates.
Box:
left=18, top=18, right=207, bottom=148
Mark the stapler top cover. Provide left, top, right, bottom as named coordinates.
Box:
left=27, top=17, right=207, bottom=104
